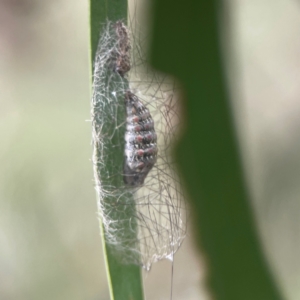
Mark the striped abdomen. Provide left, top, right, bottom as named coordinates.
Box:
left=123, top=91, right=157, bottom=186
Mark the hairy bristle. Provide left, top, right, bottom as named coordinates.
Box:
left=91, top=20, right=187, bottom=270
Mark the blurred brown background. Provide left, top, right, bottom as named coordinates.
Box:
left=1, top=0, right=300, bottom=299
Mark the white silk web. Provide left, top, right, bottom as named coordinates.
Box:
left=91, top=15, right=186, bottom=270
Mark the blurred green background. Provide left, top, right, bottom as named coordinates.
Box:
left=0, top=1, right=107, bottom=299
left=1, top=0, right=300, bottom=299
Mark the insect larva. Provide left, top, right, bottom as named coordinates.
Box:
left=123, top=91, right=157, bottom=186
left=92, top=18, right=186, bottom=272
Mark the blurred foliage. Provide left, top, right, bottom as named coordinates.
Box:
left=0, top=1, right=108, bottom=299
left=150, top=0, right=282, bottom=299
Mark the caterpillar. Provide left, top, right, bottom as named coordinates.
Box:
left=109, top=22, right=157, bottom=186
left=92, top=19, right=186, bottom=271
left=123, top=90, right=158, bottom=186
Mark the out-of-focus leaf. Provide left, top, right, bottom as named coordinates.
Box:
left=149, top=1, right=283, bottom=299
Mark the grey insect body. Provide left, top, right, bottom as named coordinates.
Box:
left=123, top=91, right=157, bottom=186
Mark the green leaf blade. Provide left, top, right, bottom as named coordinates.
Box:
left=89, top=1, right=144, bottom=299
left=149, top=0, right=283, bottom=299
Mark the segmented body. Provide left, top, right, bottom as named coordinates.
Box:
left=123, top=91, right=157, bottom=186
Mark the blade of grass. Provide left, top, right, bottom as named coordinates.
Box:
left=90, top=0, right=128, bottom=66
left=89, top=1, right=144, bottom=299
left=150, top=0, right=283, bottom=299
